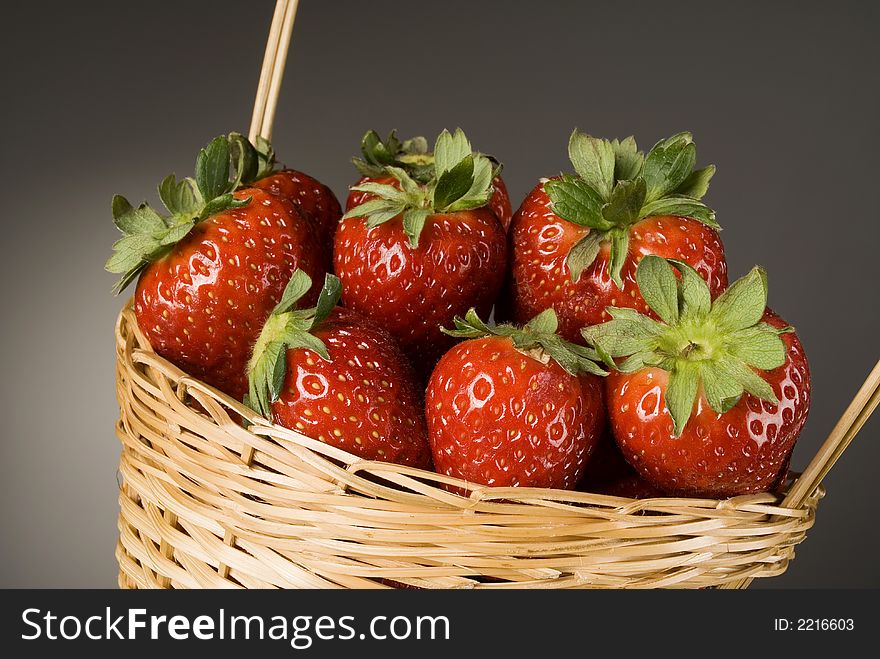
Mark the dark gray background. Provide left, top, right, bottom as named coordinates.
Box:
left=1, top=0, right=877, bottom=588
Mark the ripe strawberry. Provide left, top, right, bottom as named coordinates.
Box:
left=426, top=308, right=606, bottom=489
left=232, top=133, right=342, bottom=247
left=106, top=135, right=326, bottom=400
left=348, top=129, right=513, bottom=229
left=583, top=256, right=810, bottom=498
left=334, top=129, right=508, bottom=374
left=246, top=271, right=431, bottom=468
left=506, top=131, right=727, bottom=342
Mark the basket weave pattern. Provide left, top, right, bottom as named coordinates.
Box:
left=114, top=304, right=822, bottom=589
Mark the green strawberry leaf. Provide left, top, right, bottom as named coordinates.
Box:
left=158, top=175, right=202, bottom=216
left=402, top=208, right=431, bottom=247
left=602, top=178, right=647, bottom=227
left=607, top=228, right=631, bottom=289
left=722, top=356, right=778, bottom=404
left=665, top=363, right=699, bottom=437
left=635, top=255, right=680, bottom=325
left=611, top=136, right=644, bottom=182
left=441, top=308, right=606, bottom=376
left=105, top=234, right=160, bottom=274
left=565, top=232, right=603, bottom=283
left=113, top=201, right=166, bottom=235
left=639, top=195, right=719, bottom=228
left=699, top=360, right=744, bottom=414
left=568, top=130, right=615, bottom=200
left=158, top=220, right=196, bottom=246
left=447, top=154, right=494, bottom=211
left=312, top=273, right=343, bottom=328
left=433, top=154, right=475, bottom=210
left=342, top=197, right=406, bottom=226
left=200, top=192, right=249, bottom=220
left=195, top=135, right=233, bottom=201
left=642, top=132, right=697, bottom=204
left=668, top=259, right=711, bottom=319
left=675, top=164, right=715, bottom=200
left=727, top=326, right=787, bottom=371
left=274, top=269, right=315, bottom=315
left=709, top=266, right=768, bottom=333
left=111, top=194, right=134, bottom=221
left=227, top=133, right=260, bottom=187
left=525, top=308, right=558, bottom=335
left=544, top=175, right=611, bottom=230
left=433, top=128, right=471, bottom=176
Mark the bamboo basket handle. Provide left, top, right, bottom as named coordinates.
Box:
left=784, top=358, right=880, bottom=508
left=248, top=0, right=299, bottom=143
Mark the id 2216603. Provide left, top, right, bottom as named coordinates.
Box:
left=774, top=619, right=854, bottom=631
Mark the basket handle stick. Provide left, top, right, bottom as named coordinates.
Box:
left=260, top=0, right=299, bottom=142
left=784, top=358, right=880, bottom=508
left=248, top=0, right=299, bottom=143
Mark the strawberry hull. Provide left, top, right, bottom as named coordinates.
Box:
left=346, top=175, right=513, bottom=231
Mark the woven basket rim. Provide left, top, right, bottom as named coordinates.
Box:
left=115, top=300, right=822, bottom=517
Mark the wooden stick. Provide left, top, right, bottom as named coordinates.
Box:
left=259, top=0, right=300, bottom=141
left=248, top=0, right=289, bottom=143
left=784, top=358, right=880, bottom=508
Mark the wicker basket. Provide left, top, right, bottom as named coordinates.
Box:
left=115, top=303, right=830, bottom=589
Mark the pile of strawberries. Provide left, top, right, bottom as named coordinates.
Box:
left=107, top=128, right=810, bottom=499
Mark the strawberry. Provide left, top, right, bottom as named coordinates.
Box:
left=246, top=270, right=431, bottom=468
left=348, top=129, right=512, bottom=230
left=583, top=256, right=810, bottom=498
left=233, top=134, right=342, bottom=247
left=506, top=131, right=727, bottom=342
left=334, top=129, right=508, bottom=374
left=106, top=135, right=326, bottom=400
left=425, top=308, right=606, bottom=489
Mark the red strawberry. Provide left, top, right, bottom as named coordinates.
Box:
left=583, top=256, right=810, bottom=498
left=507, top=131, right=727, bottom=342
left=229, top=133, right=341, bottom=250
left=253, top=169, right=341, bottom=246
left=348, top=129, right=513, bottom=229
left=107, top=135, right=326, bottom=400
left=426, top=308, right=606, bottom=489
left=335, top=129, right=508, bottom=374
left=246, top=271, right=431, bottom=468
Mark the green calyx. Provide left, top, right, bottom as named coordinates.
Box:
left=544, top=130, right=719, bottom=287
left=582, top=255, right=792, bottom=437
left=342, top=128, right=501, bottom=248
left=245, top=270, right=343, bottom=419
left=442, top=308, right=607, bottom=377
left=352, top=129, right=434, bottom=183
left=105, top=133, right=276, bottom=294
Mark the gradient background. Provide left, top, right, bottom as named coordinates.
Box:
left=1, top=0, right=877, bottom=588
